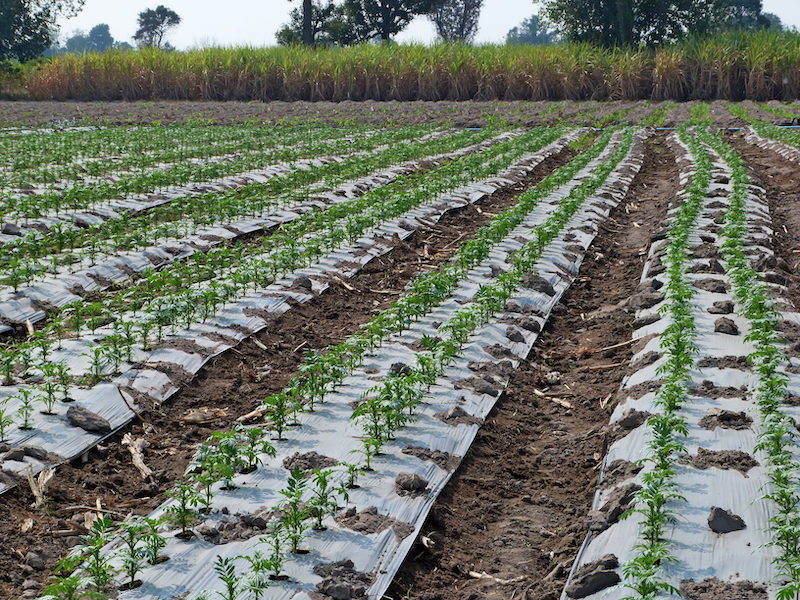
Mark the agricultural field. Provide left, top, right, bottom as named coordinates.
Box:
left=0, top=99, right=798, bottom=600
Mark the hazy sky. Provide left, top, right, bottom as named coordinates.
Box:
left=57, top=0, right=800, bottom=49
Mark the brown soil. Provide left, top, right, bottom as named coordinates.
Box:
left=385, top=133, right=676, bottom=600
left=335, top=506, right=414, bottom=541
left=684, top=448, right=760, bottom=476
left=726, top=130, right=800, bottom=310
left=2, top=109, right=794, bottom=600
left=0, top=135, right=578, bottom=599
left=0, top=100, right=655, bottom=128
left=680, top=578, right=768, bottom=600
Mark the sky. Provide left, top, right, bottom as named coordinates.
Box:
left=56, top=0, right=800, bottom=50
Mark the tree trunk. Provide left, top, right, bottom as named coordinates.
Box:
left=616, top=0, right=634, bottom=45
left=303, top=0, right=313, bottom=45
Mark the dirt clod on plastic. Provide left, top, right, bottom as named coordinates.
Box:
left=680, top=577, right=767, bottom=600
left=684, top=447, right=759, bottom=476
left=312, top=559, right=375, bottom=600
left=335, top=506, right=414, bottom=541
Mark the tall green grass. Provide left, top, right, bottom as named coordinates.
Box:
left=26, top=30, right=800, bottom=102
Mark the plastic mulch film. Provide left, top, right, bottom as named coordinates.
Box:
left=1, top=128, right=455, bottom=227
left=0, top=130, right=582, bottom=496
left=98, top=128, right=650, bottom=600
left=743, top=126, right=800, bottom=165
left=0, top=131, right=515, bottom=327
left=562, top=131, right=781, bottom=600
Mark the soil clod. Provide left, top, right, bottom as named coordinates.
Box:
left=401, top=446, right=460, bottom=471
left=586, top=482, right=641, bottom=533
left=282, top=452, right=338, bottom=473
left=65, top=405, right=111, bottom=434
left=699, top=408, right=753, bottom=430
left=686, top=447, right=759, bottom=476
left=396, top=472, right=429, bottom=496
left=564, top=554, right=621, bottom=599
left=335, top=506, right=414, bottom=541
left=312, top=559, right=375, bottom=600
left=694, top=278, right=729, bottom=294
left=707, top=506, right=746, bottom=534
left=714, top=317, right=740, bottom=335
left=680, top=578, right=767, bottom=600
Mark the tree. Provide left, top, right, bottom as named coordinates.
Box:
left=0, top=0, right=84, bottom=61
left=133, top=5, right=181, bottom=49
left=429, top=0, right=482, bottom=42
left=64, top=23, right=114, bottom=52
left=344, top=0, right=445, bottom=42
left=506, top=13, right=557, bottom=45
left=539, top=0, right=728, bottom=46
left=276, top=1, right=357, bottom=46
left=288, top=0, right=314, bottom=45
left=715, top=0, right=771, bottom=30
left=761, top=12, right=784, bottom=30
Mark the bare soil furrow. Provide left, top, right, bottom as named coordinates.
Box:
left=385, top=133, right=678, bottom=600
left=0, top=142, right=582, bottom=600
left=725, top=131, right=800, bottom=309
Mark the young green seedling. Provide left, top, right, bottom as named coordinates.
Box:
left=140, top=516, right=168, bottom=565
left=276, top=468, right=309, bottom=553
left=307, top=468, right=349, bottom=530
left=165, top=481, right=200, bottom=539
left=117, top=519, right=147, bottom=590
left=68, top=514, right=118, bottom=593
left=16, top=387, right=35, bottom=430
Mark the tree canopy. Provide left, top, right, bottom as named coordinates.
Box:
left=277, top=1, right=356, bottom=46
left=506, top=14, right=558, bottom=45
left=345, top=0, right=444, bottom=42
left=429, top=0, right=483, bottom=43
left=46, top=23, right=132, bottom=55
left=133, top=5, right=181, bottom=49
left=0, top=0, right=84, bottom=61
left=537, top=0, right=777, bottom=47
left=277, top=0, right=445, bottom=45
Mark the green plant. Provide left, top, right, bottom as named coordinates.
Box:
left=307, top=468, right=349, bottom=530
left=165, top=481, right=200, bottom=538
left=69, top=515, right=118, bottom=593
left=200, top=555, right=243, bottom=600
left=238, top=550, right=273, bottom=600
left=56, top=361, right=72, bottom=401
left=0, top=402, right=13, bottom=441
left=257, top=518, right=288, bottom=580
left=40, top=557, right=100, bottom=600
left=236, top=425, right=277, bottom=472
left=140, top=516, right=168, bottom=565
left=276, top=467, right=309, bottom=553
left=117, top=519, right=147, bottom=590
left=187, top=447, right=218, bottom=513
left=16, top=387, right=35, bottom=430
left=206, top=429, right=246, bottom=489
left=343, top=462, right=365, bottom=489
left=82, top=346, right=107, bottom=384
left=262, top=391, right=294, bottom=441
left=38, top=362, right=60, bottom=414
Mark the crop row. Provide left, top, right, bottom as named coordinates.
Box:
left=698, top=123, right=800, bottom=600
left=0, top=121, right=378, bottom=185
left=65, top=125, right=646, bottom=600
left=260, top=127, right=620, bottom=438
left=0, top=126, right=479, bottom=300
left=0, top=126, right=573, bottom=489
left=0, top=122, right=448, bottom=224
left=567, top=107, right=799, bottom=600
